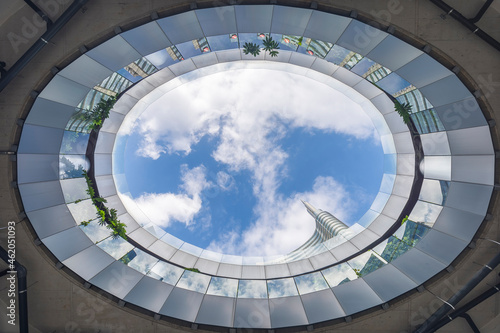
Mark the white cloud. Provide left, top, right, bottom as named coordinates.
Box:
left=207, top=176, right=356, bottom=256
left=123, top=68, right=378, bottom=256
left=125, top=165, right=211, bottom=228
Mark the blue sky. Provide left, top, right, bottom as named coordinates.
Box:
left=119, top=67, right=384, bottom=256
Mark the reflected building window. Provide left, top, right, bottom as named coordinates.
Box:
left=363, top=63, right=392, bottom=83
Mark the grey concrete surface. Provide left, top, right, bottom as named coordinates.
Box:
left=0, top=1, right=499, bottom=332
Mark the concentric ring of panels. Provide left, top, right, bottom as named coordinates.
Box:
left=17, top=5, right=493, bottom=329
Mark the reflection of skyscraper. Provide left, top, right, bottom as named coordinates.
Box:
left=292, top=201, right=351, bottom=253
left=394, top=85, right=445, bottom=134
left=193, top=37, right=210, bottom=53
left=363, top=63, right=392, bottom=83
left=340, top=51, right=363, bottom=69
left=306, top=39, right=333, bottom=58
left=166, top=45, right=183, bottom=61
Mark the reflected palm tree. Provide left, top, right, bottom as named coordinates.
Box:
left=243, top=42, right=260, bottom=57
left=262, top=35, right=280, bottom=57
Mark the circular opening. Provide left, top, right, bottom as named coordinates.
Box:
left=117, top=65, right=385, bottom=256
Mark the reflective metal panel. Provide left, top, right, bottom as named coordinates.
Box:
left=148, top=261, right=184, bottom=285
left=384, top=111, right=409, bottom=134
left=58, top=54, right=113, bottom=88
left=287, top=259, right=314, bottom=276
left=176, top=270, right=211, bottom=293
left=269, top=296, right=309, bottom=327
left=331, top=66, right=363, bottom=87
left=159, top=288, right=204, bottom=322
left=301, top=289, right=345, bottom=323
left=196, top=295, right=235, bottom=327
left=409, top=201, right=443, bottom=227
left=415, top=229, right=467, bottom=264
left=304, top=11, right=351, bottom=44
left=332, top=278, right=383, bottom=315
left=310, top=58, right=339, bottom=76
left=121, top=22, right=172, bottom=55
left=363, top=264, right=417, bottom=301
left=329, top=241, right=358, bottom=261
left=392, top=248, right=446, bottom=284
left=445, top=182, right=493, bottom=216
left=207, top=277, right=238, bottom=297
left=270, top=6, right=312, bottom=36
left=61, top=177, right=90, bottom=203
left=235, top=5, right=273, bottom=33
left=191, top=52, right=218, bottom=68
left=242, top=265, right=266, bottom=279
left=127, top=228, right=157, bottom=248
left=452, top=155, right=494, bottom=185
left=157, top=11, right=204, bottom=45
left=124, top=276, right=174, bottom=313
left=396, top=53, right=452, bottom=88
left=419, top=179, right=448, bottom=205
left=391, top=175, right=413, bottom=198
left=95, top=175, right=117, bottom=198
left=215, top=49, right=242, bottom=63
left=94, top=154, right=112, bottom=176
left=234, top=298, right=271, bottom=329
left=433, top=207, right=484, bottom=242
left=62, top=245, right=114, bottom=281
left=26, top=98, right=77, bottom=129
left=295, top=272, right=330, bottom=294
left=96, top=236, right=133, bottom=260
left=336, top=20, right=388, bottom=55
left=350, top=229, right=380, bottom=250
left=195, top=7, right=236, bottom=36
left=18, top=154, right=59, bottom=184
left=18, top=181, right=64, bottom=212
left=42, top=226, right=93, bottom=262
left=238, top=280, right=268, bottom=298
left=148, top=240, right=177, bottom=260
left=308, top=250, right=336, bottom=270
left=194, top=258, right=220, bottom=275
left=289, top=52, right=315, bottom=68
left=370, top=93, right=395, bottom=115
left=423, top=156, right=451, bottom=181
left=354, top=79, right=383, bottom=100
left=367, top=35, right=423, bottom=71
left=420, top=132, right=451, bottom=155
left=86, top=36, right=141, bottom=71
left=67, top=199, right=96, bottom=225
left=265, top=264, right=291, bottom=279
left=127, top=248, right=159, bottom=274
left=447, top=126, right=493, bottom=155
left=89, top=261, right=143, bottom=298
left=19, top=124, right=64, bottom=154
left=419, top=75, right=472, bottom=107
left=38, top=75, right=90, bottom=106
left=27, top=204, right=76, bottom=239
left=100, top=111, right=125, bottom=133
left=366, top=214, right=394, bottom=237
left=434, top=98, right=487, bottom=131
left=267, top=278, right=298, bottom=298
left=169, top=250, right=199, bottom=268
left=112, top=94, right=139, bottom=115
left=393, top=132, right=414, bottom=154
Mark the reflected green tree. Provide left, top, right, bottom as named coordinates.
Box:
left=243, top=42, right=260, bottom=57
left=262, top=36, right=280, bottom=57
